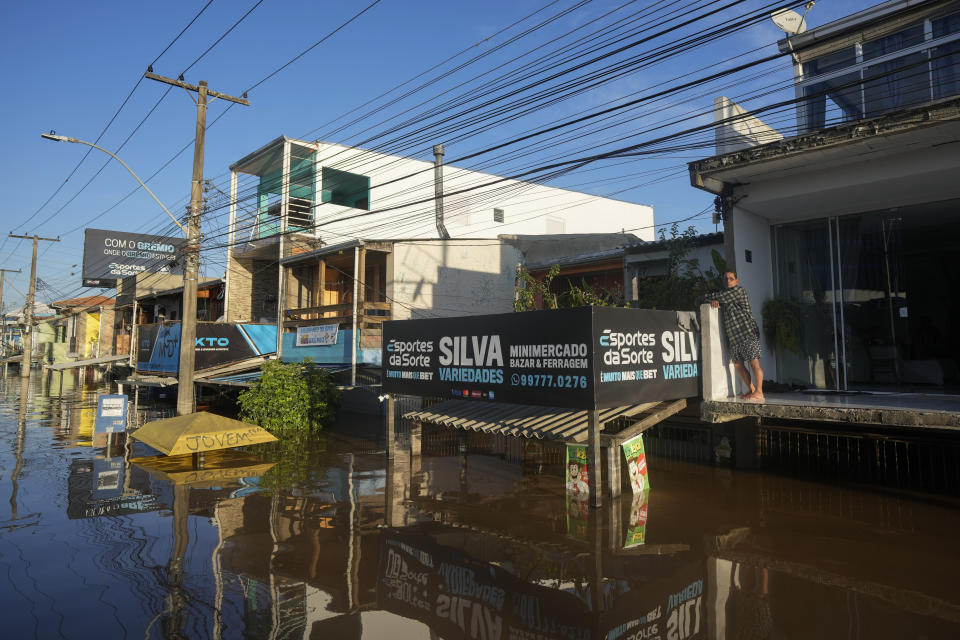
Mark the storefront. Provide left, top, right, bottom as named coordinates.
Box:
left=771, top=198, right=960, bottom=392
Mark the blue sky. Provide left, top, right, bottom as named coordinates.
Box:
left=0, top=0, right=874, bottom=308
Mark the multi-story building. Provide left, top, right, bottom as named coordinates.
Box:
left=690, top=0, right=960, bottom=393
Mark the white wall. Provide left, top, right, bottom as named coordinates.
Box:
left=307, top=141, right=655, bottom=242
left=729, top=206, right=775, bottom=380
left=388, top=240, right=523, bottom=320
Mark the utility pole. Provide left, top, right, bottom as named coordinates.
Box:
left=433, top=144, right=450, bottom=239
left=145, top=71, right=249, bottom=415
left=9, top=235, right=60, bottom=378
left=0, top=268, right=22, bottom=357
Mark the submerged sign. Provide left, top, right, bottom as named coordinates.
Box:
left=82, top=228, right=184, bottom=288
left=94, top=394, right=128, bottom=434
left=382, top=307, right=700, bottom=409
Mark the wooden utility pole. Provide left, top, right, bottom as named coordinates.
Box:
left=145, top=71, right=249, bottom=415
left=0, top=268, right=22, bottom=357
left=8, top=234, right=60, bottom=377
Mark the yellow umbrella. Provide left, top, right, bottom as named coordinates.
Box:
left=131, top=412, right=278, bottom=456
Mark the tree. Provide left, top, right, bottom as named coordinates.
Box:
left=238, top=359, right=341, bottom=435
left=633, top=224, right=726, bottom=311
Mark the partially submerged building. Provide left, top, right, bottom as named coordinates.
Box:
left=48, top=295, right=115, bottom=363
left=221, top=137, right=657, bottom=386
left=690, top=0, right=960, bottom=396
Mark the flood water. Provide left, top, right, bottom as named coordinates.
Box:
left=3, top=372, right=960, bottom=639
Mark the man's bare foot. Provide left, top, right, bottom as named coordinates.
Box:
left=743, top=391, right=764, bottom=402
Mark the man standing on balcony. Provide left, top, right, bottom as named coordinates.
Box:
left=700, top=271, right=764, bottom=401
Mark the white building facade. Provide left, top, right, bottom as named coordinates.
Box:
left=690, top=0, right=960, bottom=392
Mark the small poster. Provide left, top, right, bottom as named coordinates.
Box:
left=296, top=324, right=339, bottom=347
left=622, top=433, right=650, bottom=494
left=565, top=444, right=590, bottom=541
left=623, top=489, right=650, bottom=548
left=565, top=444, right=589, bottom=498
left=94, top=394, right=128, bottom=434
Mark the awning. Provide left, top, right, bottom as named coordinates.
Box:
left=404, top=399, right=686, bottom=444
left=47, top=354, right=130, bottom=371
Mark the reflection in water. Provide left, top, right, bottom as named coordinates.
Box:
left=2, top=374, right=960, bottom=638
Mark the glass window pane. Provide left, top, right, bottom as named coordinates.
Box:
left=803, top=71, right=862, bottom=130
left=863, top=52, right=930, bottom=117
left=772, top=220, right=838, bottom=389
left=862, top=24, right=925, bottom=61
left=803, top=47, right=857, bottom=77
left=932, top=11, right=960, bottom=38
left=932, top=40, right=960, bottom=99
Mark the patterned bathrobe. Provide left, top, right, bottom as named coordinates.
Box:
left=699, top=285, right=761, bottom=362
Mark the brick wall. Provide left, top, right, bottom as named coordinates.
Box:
left=226, top=253, right=278, bottom=323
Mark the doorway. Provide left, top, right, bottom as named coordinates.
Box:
left=772, top=199, right=960, bottom=392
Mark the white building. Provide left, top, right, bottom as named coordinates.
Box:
left=690, top=0, right=960, bottom=392
left=223, top=137, right=654, bottom=325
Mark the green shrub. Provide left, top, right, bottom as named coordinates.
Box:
left=238, top=359, right=341, bottom=435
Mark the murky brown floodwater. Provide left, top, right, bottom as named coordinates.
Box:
left=3, top=371, right=960, bottom=639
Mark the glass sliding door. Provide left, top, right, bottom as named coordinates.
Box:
left=772, top=220, right=840, bottom=389
left=834, top=212, right=907, bottom=389
left=774, top=200, right=960, bottom=392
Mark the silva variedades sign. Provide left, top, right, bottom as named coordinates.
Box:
left=82, top=228, right=184, bottom=288
left=382, top=307, right=700, bottom=409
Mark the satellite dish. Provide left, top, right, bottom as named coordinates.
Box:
left=771, top=8, right=808, bottom=34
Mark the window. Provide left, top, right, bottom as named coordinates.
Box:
left=797, top=12, right=960, bottom=133
left=803, top=72, right=863, bottom=130
left=933, top=11, right=960, bottom=38
left=863, top=51, right=930, bottom=117
left=321, top=167, right=370, bottom=210
left=862, top=24, right=925, bottom=61
left=803, top=46, right=856, bottom=77
left=493, top=208, right=504, bottom=223
left=933, top=40, right=960, bottom=98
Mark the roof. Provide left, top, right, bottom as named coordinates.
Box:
left=404, top=400, right=673, bottom=443
left=624, top=232, right=723, bottom=254
left=47, top=354, right=130, bottom=370
left=134, top=278, right=221, bottom=302
left=50, top=295, right=114, bottom=309
left=778, top=0, right=951, bottom=58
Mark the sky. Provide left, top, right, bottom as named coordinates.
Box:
left=0, top=0, right=875, bottom=309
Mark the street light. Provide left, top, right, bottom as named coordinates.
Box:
left=40, top=133, right=184, bottom=232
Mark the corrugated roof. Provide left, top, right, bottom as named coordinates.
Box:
left=50, top=295, right=115, bottom=309
left=47, top=354, right=130, bottom=370
left=403, top=400, right=667, bottom=443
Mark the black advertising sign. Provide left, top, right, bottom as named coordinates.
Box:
left=378, top=531, right=592, bottom=640
left=592, top=307, right=699, bottom=408
left=136, top=323, right=278, bottom=374
left=382, top=307, right=699, bottom=409
left=82, top=228, right=184, bottom=288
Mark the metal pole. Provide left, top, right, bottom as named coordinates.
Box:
left=433, top=144, right=450, bottom=239
left=588, top=409, right=603, bottom=508
left=385, top=396, right=395, bottom=460
left=351, top=246, right=359, bottom=386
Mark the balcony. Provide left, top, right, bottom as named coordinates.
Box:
left=795, top=8, right=960, bottom=133
left=284, top=301, right=391, bottom=350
